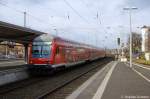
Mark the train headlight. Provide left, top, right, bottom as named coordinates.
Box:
left=30, top=60, right=32, bottom=64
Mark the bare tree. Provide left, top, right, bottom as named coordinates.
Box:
left=127, top=32, right=142, bottom=54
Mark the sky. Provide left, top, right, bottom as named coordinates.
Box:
left=0, top=0, right=150, bottom=49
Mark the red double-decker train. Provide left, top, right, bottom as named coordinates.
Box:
left=28, top=34, right=105, bottom=69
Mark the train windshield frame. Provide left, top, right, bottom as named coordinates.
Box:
left=32, top=42, right=51, bottom=58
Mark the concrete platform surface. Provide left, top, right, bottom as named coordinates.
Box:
left=67, top=61, right=150, bottom=99
left=0, top=60, right=25, bottom=67
left=0, top=60, right=25, bottom=70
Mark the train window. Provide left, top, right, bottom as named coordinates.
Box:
left=32, top=45, right=41, bottom=55
left=32, top=45, right=51, bottom=58
left=42, top=45, right=50, bottom=55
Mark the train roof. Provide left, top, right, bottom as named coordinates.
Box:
left=33, top=34, right=103, bottom=50
left=33, top=34, right=54, bottom=42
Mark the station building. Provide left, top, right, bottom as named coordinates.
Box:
left=0, top=41, right=24, bottom=58
left=141, top=26, right=150, bottom=52
left=141, top=26, right=150, bottom=60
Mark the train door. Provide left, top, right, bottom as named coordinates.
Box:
left=54, top=46, right=65, bottom=64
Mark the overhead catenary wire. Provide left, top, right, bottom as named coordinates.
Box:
left=63, top=0, right=102, bottom=31
left=79, top=0, right=110, bottom=47
left=64, top=0, right=104, bottom=46
left=0, top=1, right=104, bottom=29
left=0, top=1, right=101, bottom=31
left=0, top=1, right=109, bottom=48
left=79, top=0, right=102, bottom=25
left=26, top=13, right=51, bottom=25
left=0, top=2, right=24, bottom=14
left=63, top=0, right=90, bottom=24
left=0, top=2, right=52, bottom=27
left=79, top=0, right=102, bottom=32
left=27, top=3, right=66, bottom=20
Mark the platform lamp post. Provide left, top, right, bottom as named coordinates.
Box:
left=24, top=12, right=27, bottom=27
left=23, top=11, right=28, bottom=64
left=123, top=7, right=138, bottom=68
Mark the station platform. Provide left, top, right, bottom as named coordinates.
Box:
left=0, top=59, right=25, bottom=71
left=67, top=61, right=150, bottom=99
left=0, top=59, right=28, bottom=86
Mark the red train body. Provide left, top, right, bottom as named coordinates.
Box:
left=28, top=34, right=105, bottom=69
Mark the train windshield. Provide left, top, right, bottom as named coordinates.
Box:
left=32, top=44, right=51, bottom=58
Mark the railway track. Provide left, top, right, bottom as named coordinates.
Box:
left=0, top=57, right=113, bottom=99
left=0, top=76, right=48, bottom=94
left=38, top=59, right=111, bottom=99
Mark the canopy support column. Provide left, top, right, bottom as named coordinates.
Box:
left=24, top=44, right=29, bottom=64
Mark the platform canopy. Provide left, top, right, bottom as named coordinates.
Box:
left=0, top=21, right=46, bottom=44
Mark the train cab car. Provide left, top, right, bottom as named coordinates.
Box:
left=29, top=34, right=54, bottom=69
